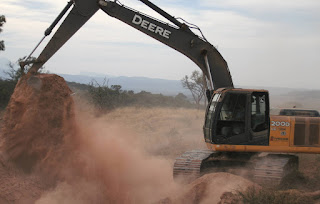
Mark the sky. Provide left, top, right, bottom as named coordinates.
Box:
left=1, top=0, right=320, bottom=89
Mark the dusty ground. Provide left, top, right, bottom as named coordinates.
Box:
left=95, top=106, right=206, bottom=160
left=0, top=74, right=210, bottom=203
left=1, top=74, right=320, bottom=203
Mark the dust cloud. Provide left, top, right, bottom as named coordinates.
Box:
left=1, top=74, right=181, bottom=203
left=40, top=110, right=179, bottom=204
left=0, top=73, right=257, bottom=204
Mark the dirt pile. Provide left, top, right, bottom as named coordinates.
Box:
left=0, top=74, right=78, bottom=203
left=1, top=74, right=75, bottom=175
left=161, top=172, right=260, bottom=204
left=0, top=159, right=47, bottom=204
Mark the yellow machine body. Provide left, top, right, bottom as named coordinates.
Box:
left=206, top=115, right=320, bottom=154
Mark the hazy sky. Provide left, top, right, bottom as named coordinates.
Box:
left=1, top=0, right=320, bottom=89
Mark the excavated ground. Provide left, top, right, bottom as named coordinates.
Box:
left=0, top=73, right=320, bottom=203
left=0, top=74, right=78, bottom=203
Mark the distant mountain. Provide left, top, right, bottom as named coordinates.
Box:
left=0, top=58, right=188, bottom=95
left=0, top=59, right=312, bottom=97
left=59, top=73, right=189, bottom=96
left=61, top=73, right=312, bottom=97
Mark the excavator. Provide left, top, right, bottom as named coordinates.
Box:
left=21, top=0, right=320, bottom=185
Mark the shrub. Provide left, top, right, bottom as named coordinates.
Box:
left=237, top=186, right=314, bottom=204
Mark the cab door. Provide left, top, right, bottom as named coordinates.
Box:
left=208, top=91, right=249, bottom=145
left=249, top=92, right=269, bottom=145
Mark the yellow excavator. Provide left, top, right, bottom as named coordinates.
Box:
left=21, top=0, right=320, bottom=184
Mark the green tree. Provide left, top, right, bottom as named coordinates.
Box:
left=86, top=78, right=194, bottom=112
left=88, top=78, right=124, bottom=112
left=181, top=70, right=206, bottom=108
left=0, top=15, right=6, bottom=51
left=175, top=93, right=188, bottom=101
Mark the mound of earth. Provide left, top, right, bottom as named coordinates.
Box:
left=0, top=157, right=47, bottom=204
left=0, top=74, right=77, bottom=203
left=160, top=172, right=260, bottom=204
left=1, top=74, right=75, bottom=173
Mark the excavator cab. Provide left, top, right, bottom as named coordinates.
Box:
left=204, top=89, right=270, bottom=146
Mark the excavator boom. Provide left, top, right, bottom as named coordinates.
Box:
left=27, top=0, right=233, bottom=90
left=28, top=0, right=99, bottom=74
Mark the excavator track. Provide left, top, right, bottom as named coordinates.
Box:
left=253, top=154, right=299, bottom=185
left=173, top=150, right=252, bottom=181
left=173, top=150, right=214, bottom=181
left=173, top=150, right=299, bottom=185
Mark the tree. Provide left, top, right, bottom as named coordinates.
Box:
left=0, top=15, right=6, bottom=51
left=88, top=78, right=125, bottom=112
left=181, top=70, right=206, bottom=108
left=175, top=93, right=188, bottom=101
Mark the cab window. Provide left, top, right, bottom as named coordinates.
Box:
left=251, top=93, right=268, bottom=132
left=204, top=93, right=221, bottom=141
left=216, top=93, right=246, bottom=137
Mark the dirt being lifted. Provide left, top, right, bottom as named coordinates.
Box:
left=0, top=74, right=77, bottom=203
left=1, top=74, right=76, bottom=174
left=0, top=74, right=259, bottom=204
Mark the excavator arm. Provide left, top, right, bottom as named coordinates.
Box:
left=27, top=0, right=233, bottom=90
left=27, top=0, right=99, bottom=74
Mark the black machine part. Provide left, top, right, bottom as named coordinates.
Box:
left=173, top=150, right=299, bottom=185
left=26, top=0, right=233, bottom=90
